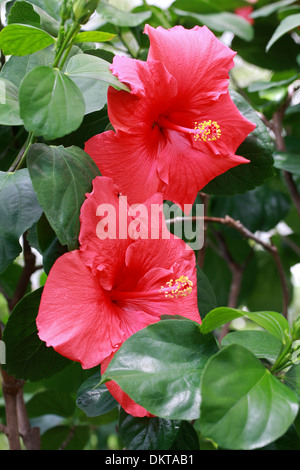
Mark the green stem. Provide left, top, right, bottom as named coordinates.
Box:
left=270, top=340, right=293, bottom=374
left=58, top=24, right=81, bottom=69
left=9, top=132, right=35, bottom=172
left=53, top=22, right=80, bottom=68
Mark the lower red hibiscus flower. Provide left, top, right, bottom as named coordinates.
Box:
left=85, top=24, right=256, bottom=212
left=36, top=176, right=201, bottom=416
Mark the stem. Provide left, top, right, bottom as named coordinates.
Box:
left=166, top=214, right=290, bottom=318
left=53, top=22, right=80, bottom=69
left=8, top=132, right=35, bottom=172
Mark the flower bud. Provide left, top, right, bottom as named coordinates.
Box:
left=59, top=0, right=73, bottom=22
left=72, top=0, right=100, bottom=24
left=292, top=316, right=300, bottom=340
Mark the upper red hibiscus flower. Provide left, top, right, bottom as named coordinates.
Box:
left=85, top=24, right=256, bottom=212
left=36, top=176, right=200, bottom=415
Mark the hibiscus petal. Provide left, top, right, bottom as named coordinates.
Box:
left=79, top=176, right=132, bottom=288
left=101, top=354, right=153, bottom=418
left=36, top=251, right=126, bottom=368
left=144, top=24, right=236, bottom=105
left=84, top=127, right=166, bottom=206
left=108, top=57, right=178, bottom=132
left=157, top=128, right=250, bottom=211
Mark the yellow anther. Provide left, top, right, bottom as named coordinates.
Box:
left=194, top=120, right=221, bottom=142
left=159, top=275, right=193, bottom=299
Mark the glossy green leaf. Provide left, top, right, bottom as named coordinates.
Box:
left=96, top=2, right=152, bottom=27
left=27, top=144, right=100, bottom=250
left=221, top=330, right=283, bottom=363
left=170, top=421, right=200, bottom=450
left=73, top=31, right=115, bottom=43
left=173, top=9, right=254, bottom=41
left=119, top=409, right=182, bottom=450
left=8, top=0, right=60, bottom=37
left=267, top=13, right=300, bottom=51
left=200, top=344, right=299, bottom=450
left=201, top=307, right=291, bottom=343
left=76, top=372, right=118, bottom=418
left=101, top=318, right=218, bottom=420
left=19, top=66, right=85, bottom=140
left=204, top=91, right=275, bottom=196
left=0, top=24, right=54, bottom=56
left=2, top=288, right=70, bottom=381
left=0, top=169, right=43, bottom=274
left=0, top=78, right=23, bottom=126
left=41, top=425, right=90, bottom=450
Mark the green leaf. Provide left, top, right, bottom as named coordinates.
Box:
left=251, top=0, right=298, bottom=19
left=26, top=390, right=76, bottom=418
left=2, top=288, right=70, bottom=381
left=274, top=152, right=300, bottom=175
left=65, top=54, right=128, bottom=115
left=173, top=9, right=254, bottom=41
left=8, top=0, right=60, bottom=37
left=248, top=74, right=299, bottom=93
left=0, top=48, right=56, bottom=87
left=200, top=344, right=299, bottom=450
left=267, top=13, right=300, bottom=51
left=196, top=266, right=217, bottom=319
left=27, top=144, right=100, bottom=250
left=119, top=409, right=182, bottom=451
left=0, top=169, right=43, bottom=274
left=73, top=31, right=115, bottom=44
left=76, top=372, right=118, bottom=418
left=41, top=425, right=90, bottom=450
left=221, top=330, right=283, bottom=363
left=203, top=91, right=275, bottom=196
left=201, top=307, right=291, bottom=344
left=0, top=78, right=23, bottom=126
left=211, top=184, right=290, bottom=233
left=96, top=2, right=152, bottom=27
left=101, top=318, right=218, bottom=420
left=284, top=364, right=300, bottom=400
left=65, top=54, right=130, bottom=92
left=19, top=66, right=85, bottom=140
left=0, top=24, right=54, bottom=56
left=170, top=421, right=200, bottom=450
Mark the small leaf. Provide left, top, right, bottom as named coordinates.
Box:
left=0, top=169, right=43, bottom=274
left=2, top=288, right=70, bottom=381
left=0, top=78, right=23, bottom=126
left=196, top=266, right=217, bottom=319
left=119, top=409, right=182, bottom=450
left=0, top=24, right=54, bottom=56
left=221, top=330, right=282, bottom=363
left=101, top=318, right=218, bottom=420
left=284, top=363, right=300, bottom=401
left=27, top=144, right=100, bottom=250
left=251, top=0, right=298, bottom=19
left=76, top=372, right=118, bottom=418
left=200, top=344, right=299, bottom=450
left=19, top=66, right=85, bottom=140
left=267, top=13, right=300, bottom=51
left=274, top=152, right=300, bottom=175
left=201, top=307, right=291, bottom=344
left=73, top=31, right=115, bottom=43
left=8, top=0, right=60, bottom=37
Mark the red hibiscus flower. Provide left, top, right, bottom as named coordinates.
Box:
left=85, top=24, right=256, bottom=212
left=36, top=177, right=200, bottom=416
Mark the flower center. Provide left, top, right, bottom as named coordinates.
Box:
left=159, top=275, right=193, bottom=298
left=157, top=116, right=221, bottom=143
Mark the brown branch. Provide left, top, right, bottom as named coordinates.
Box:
left=0, top=369, right=21, bottom=450
left=166, top=215, right=290, bottom=317
left=8, top=233, right=36, bottom=311
left=16, top=384, right=40, bottom=450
